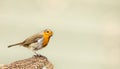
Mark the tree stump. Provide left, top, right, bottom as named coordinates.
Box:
left=0, top=55, right=54, bottom=69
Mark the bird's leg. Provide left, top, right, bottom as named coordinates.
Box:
left=32, top=51, right=47, bottom=59
left=34, top=52, right=38, bottom=55
left=33, top=51, right=39, bottom=57
left=33, top=51, right=43, bottom=57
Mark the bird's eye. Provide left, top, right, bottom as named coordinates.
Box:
left=46, top=31, right=49, bottom=33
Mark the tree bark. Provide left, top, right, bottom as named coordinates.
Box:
left=0, top=55, right=54, bottom=69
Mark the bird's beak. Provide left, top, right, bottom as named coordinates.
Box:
left=51, top=32, right=53, bottom=37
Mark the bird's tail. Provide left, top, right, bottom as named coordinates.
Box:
left=8, top=42, right=22, bottom=48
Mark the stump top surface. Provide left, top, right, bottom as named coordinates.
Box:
left=0, top=55, right=54, bottom=69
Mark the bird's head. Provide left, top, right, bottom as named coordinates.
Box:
left=43, top=29, right=53, bottom=37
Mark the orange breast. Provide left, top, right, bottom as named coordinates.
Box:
left=42, top=34, right=50, bottom=47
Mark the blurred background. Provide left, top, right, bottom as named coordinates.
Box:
left=0, top=0, right=120, bottom=69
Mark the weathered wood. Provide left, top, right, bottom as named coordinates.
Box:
left=0, top=55, right=54, bottom=69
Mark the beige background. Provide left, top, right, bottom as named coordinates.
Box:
left=0, top=0, right=120, bottom=69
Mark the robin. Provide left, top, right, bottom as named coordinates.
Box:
left=8, top=29, right=53, bottom=55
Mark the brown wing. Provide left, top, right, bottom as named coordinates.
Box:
left=22, top=33, right=43, bottom=46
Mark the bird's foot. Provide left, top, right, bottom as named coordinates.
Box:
left=34, top=54, right=39, bottom=57
left=34, top=54, right=47, bottom=60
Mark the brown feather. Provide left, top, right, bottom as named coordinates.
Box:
left=8, top=42, right=23, bottom=48
left=22, top=33, right=43, bottom=47
left=8, top=33, right=43, bottom=48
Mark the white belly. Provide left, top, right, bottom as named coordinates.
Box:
left=37, top=37, right=44, bottom=49
left=29, top=37, right=44, bottom=51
